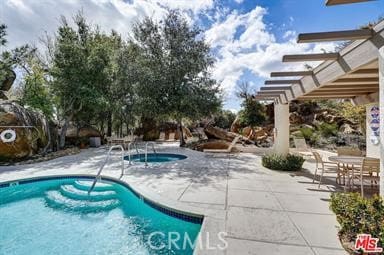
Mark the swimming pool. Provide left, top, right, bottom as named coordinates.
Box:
left=0, top=177, right=202, bottom=255
left=125, top=153, right=187, bottom=163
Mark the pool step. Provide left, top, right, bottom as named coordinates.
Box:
left=45, top=190, right=120, bottom=213
left=60, top=185, right=117, bottom=201
left=73, top=180, right=115, bottom=192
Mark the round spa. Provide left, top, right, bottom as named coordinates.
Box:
left=0, top=177, right=202, bottom=255
left=125, top=153, right=187, bottom=163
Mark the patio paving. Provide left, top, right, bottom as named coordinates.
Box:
left=0, top=143, right=347, bottom=254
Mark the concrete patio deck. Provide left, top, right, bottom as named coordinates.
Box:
left=0, top=143, right=347, bottom=255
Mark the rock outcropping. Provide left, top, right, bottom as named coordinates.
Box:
left=0, top=101, right=57, bottom=160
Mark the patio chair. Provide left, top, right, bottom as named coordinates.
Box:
left=312, top=151, right=343, bottom=188
left=157, top=132, right=166, bottom=141
left=337, top=147, right=363, bottom=156
left=291, top=138, right=312, bottom=158
left=203, top=136, right=240, bottom=153
left=354, top=158, right=380, bottom=196
left=167, top=132, right=176, bottom=141
left=123, top=135, right=134, bottom=149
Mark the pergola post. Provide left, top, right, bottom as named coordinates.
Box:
left=379, top=46, right=384, bottom=197
left=274, top=103, right=290, bottom=155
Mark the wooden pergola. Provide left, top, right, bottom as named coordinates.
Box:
left=256, top=21, right=383, bottom=104
left=253, top=0, right=384, bottom=196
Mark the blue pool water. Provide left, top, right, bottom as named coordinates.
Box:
left=0, top=178, right=201, bottom=255
left=125, top=153, right=187, bottom=163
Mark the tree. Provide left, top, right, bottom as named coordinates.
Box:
left=132, top=11, right=222, bottom=145
left=340, top=101, right=366, bottom=134
left=50, top=14, right=111, bottom=148
left=237, top=82, right=266, bottom=127
left=0, top=24, right=34, bottom=98
left=20, top=56, right=54, bottom=118
left=213, top=110, right=237, bottom=130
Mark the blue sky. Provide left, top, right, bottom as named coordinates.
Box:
left=1, top=0, right=383, bottom=111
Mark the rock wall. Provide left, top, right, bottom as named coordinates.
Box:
left=0, top=101, right=57, bottom=161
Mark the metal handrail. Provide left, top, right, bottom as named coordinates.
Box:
left=88, top=145, right=124, bottom=194
left=145, top=142, right=157, bottom=166
left=126, top=142, right=140, bottom=165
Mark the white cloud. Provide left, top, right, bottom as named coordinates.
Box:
left=283, top=30, right=296, bottom=39
left=157, top=0, right=213, bottom=15
left=1, top=0, right=214, bottom=49
left=205, top=6, right=337, bottom=99
left=234, top=0, right=244, bottom=4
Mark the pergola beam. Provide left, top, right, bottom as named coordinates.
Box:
left=282, top=53, right=339, bottom=62
left=350, top=68, right=378, bottom=74
left=297, top=29, right=373, bottom=43
left=297, top=96, right=355, bottom=100
left=254, top=96, right=278, bottom=100
left=257, top=92, right=285, bottom=95
left=265, top=80, right=301, bottom=85
left=333, top=77, right=379, bottom=83
left=322, top=83, right=378, bottom=87
left=270, top=71, right=313, bottom=77
left=306, top=91, right=371, bottom=96
left=260, top=86, right=291, bottom=91
left=319, top=86, right=378, bottom=91
left=326, top=0, right=375, bottom=6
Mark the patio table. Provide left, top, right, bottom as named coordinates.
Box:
left=328, top=156, right=377, bottom=190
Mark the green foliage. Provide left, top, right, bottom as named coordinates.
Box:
left=0, top=24, right=34, bottom=84
left=0, top=24, right=7, bottom=46
left=299, top=127, right=314, bottom=140
left=132, top=11, right=221, bottom=145
left=330, top=193, right=384, bottom=247
left=238, top=98, right=266, bottom=127
left=213, top=110, right=236, bottom=130
left=20, top=58, right=54, bottom=118
left=262, top=154, right=305, bottom=171
left=318, top=122, right=338, bottom=138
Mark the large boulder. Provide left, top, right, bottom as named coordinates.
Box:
left=66, top=125, right=101, bottom=138
left=205, top=125, right=238, bottom=142
left=65, top=124, right=101, bottom=146
left=0, top=101, right=57, bottom=161
left=289, top=112, right=304, bottom=125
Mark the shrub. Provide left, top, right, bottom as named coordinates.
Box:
left=330, top=192, right=384, bottom=251
left=318, top=122, right=338, bottom=137
left=299, top=127, right=314, bottom=140
left=262, top=154, right=305, bottom=171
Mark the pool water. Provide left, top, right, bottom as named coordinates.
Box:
left=125, top=153, right=187, bottom=163
left=0, top=178, right=201, bottom=255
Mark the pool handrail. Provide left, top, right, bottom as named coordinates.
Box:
left=145, top=142, right=157, bottom=166
left=88, top=145, right=124, bottom=194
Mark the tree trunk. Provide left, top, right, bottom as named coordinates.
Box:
left=178, top=119, right=185, bottom=147
left=59, top=118, right=70, bottom=149
left=107, top=111, right=112, bottom=137
left=120, top=119, right=123, bottom=137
